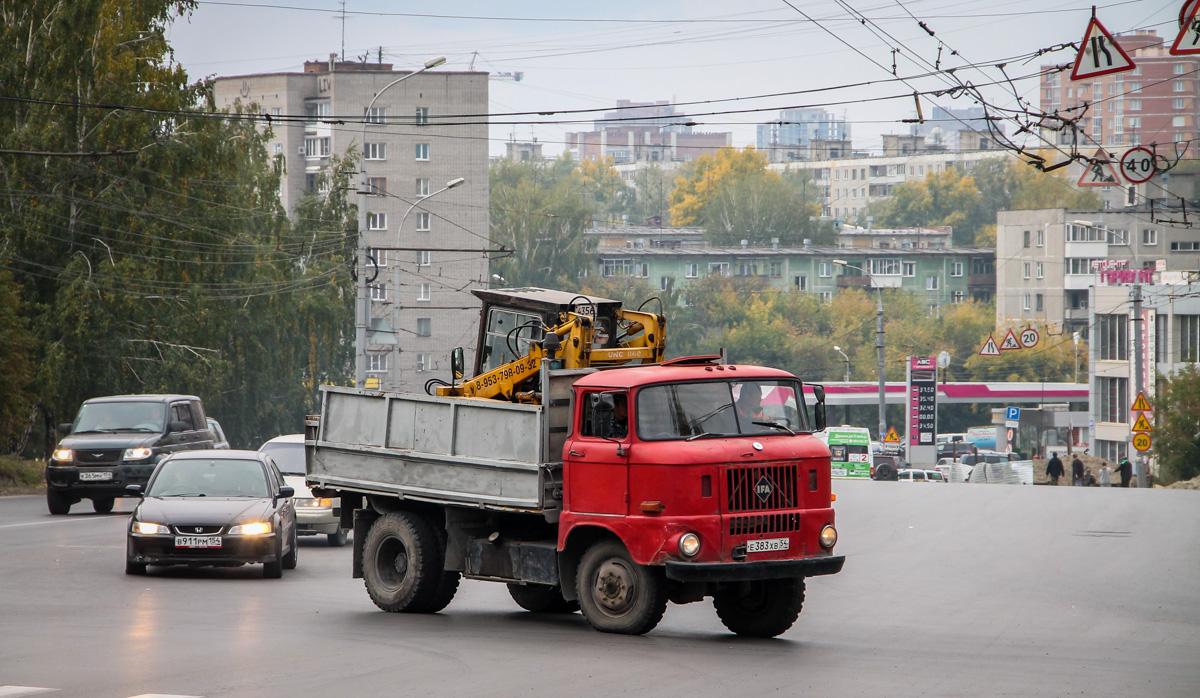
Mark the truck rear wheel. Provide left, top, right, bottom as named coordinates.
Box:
left=362, top=511, right=446, bottom=613
left=576, top=540, right=666, bottom=635
left=507, top=583, right=579, bottom=613
left=713, top=578, right=805, bottom=638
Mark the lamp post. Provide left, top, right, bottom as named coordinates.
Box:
left=356, top=56, right=446, bottom=389
left=833, top=345, right=850, bottom=382
left=833, top=259, right=887, bottom=443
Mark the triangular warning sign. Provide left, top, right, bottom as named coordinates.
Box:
left=978, top=335, right=1000, bottom=357
left=1078, top=148, right=1120, bottom=187
left=1131, top=412, right=1153, bottom=433
left=1171, top=1, right=1200, bottom=55
left=884, top=427, right=901, bottom=443
left=999, top=330, right=1022, bottom=351
left=1131, top=392, right=1151, bottom=412
left=1071, top=16, right=1136, bottom=80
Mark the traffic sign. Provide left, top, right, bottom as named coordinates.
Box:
left=1006, top=407, right=1021, bottom=421
left=1131, top=412, right=1153, bottom=433
left=1020, top=328, right=1040, bottom=348
left=1077, top=148, right=1120, bottom=187
left=978, top=335, right=1001, bottom=357
left=1120, top=147, right=1157, bottom=184
left=1132, top=432, right=1152, bottom=452
left=1171, top=0, right=1200, bottom=55
left=999, top=330, right=1021, bottom=351
left=884, top=427, right=901, bottom=443
left=1131, top=392, right=1152, bottom=412
left=1071, top=15, right=1136, bottom=80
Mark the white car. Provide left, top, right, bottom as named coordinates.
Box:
left=258, top=434, right=350, bottom=546
left=897, top=468, right=946, bottom=483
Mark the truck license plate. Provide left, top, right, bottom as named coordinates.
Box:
left=78, top=471, right=113, bottom=481
left=746, top=537, right=789, bottom=553
left=175, top=536, right=222, bottom=548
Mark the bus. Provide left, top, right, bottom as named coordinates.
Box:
left=817, top=426, right=874, bottom=479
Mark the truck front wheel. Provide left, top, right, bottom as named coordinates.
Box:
left=362, top=511, right=446, bottom=613
left=713, top=578, right=805, bottom=638
left=576, top=540, right=667, bottom=635
left=507, top=583, right=579, bottom=613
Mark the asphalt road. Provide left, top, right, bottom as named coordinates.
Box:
left=1, top=482, right=1197, bottom=698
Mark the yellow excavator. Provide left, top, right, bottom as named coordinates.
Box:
left=431, top=287, right=666, bottom=404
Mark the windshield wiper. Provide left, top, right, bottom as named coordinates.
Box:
left=166, top=493, right=207, bottom=497
left=76, top=428, right=117, bottom=434
left=753, top=421, right=795, bottom=436
left=686, top=431, right=726, bottom=442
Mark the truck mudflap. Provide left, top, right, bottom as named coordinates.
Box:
left=663, top=555, right=845, bottom=583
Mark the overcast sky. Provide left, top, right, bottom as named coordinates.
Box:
left=166, top=0, right=1182, bottom=158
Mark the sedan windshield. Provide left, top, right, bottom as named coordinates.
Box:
left=75, top=402, right=165, bottom=433
left=148, top=459, right=269, bottom=497
left=259, top=442, right=305, bottom=476
left=636, top=379, right=808, bottom=440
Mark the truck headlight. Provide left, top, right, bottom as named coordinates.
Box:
left=679, top=532, right=701, bottom=557
left=819, top=525, right=838, bottom=549
left=133, top=521, right=170, bottom=535
left=123, top=447, right=153, bottom=461
left=228, top=521, right=271, bottom=536
left=53, top=449, right=74, bottom=462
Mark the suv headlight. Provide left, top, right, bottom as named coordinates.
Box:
left=123, top=447, right=154, bottom=461
left=133, top=521, right=170, bottom=535
left=53, top=449, right=74, bottom=462
left=228, top=521, right=272, bottom=536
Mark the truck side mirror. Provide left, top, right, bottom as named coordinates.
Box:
left=57, top=423, right=73, bottom=436
left=451, top=347, right=465, bottom=381
left=810, top=384, right=827, bottom=432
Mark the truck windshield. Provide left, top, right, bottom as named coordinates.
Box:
left=75, top=402, right=165, bottom=433
left=636, top=379, right=807, bottom=441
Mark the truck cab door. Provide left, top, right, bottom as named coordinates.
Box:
left=564, top=391, right=629, bottom=516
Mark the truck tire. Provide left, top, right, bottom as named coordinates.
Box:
left=92, top=497, right=115, bottom=514
left=507, top=583, right=579, bottom=613
left=576, top=540, right=667, bottom=635
left=47, top=489, right=71, bottom=515
left=412, top=571, right=461, bottom=614
left=362, top=511, right=446, bottom=613
left=713, top=578, right=805, bottom=638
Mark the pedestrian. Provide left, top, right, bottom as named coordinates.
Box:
left=1115, top=458, right=1133, bottom=488
left=1046, top=452, right=1065, bottom=486
left=1071, top=455, right=1086, bottom=486
left=1099, top=462, right=1113, bottom=487
left=1083, top=467, right=1096, bottom=487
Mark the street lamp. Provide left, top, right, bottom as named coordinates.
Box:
left=398, top=177, right=465, bottom=231
left=355, top=56, right=447, bottom=389
left=833, top=345, right=850, bottom=382
left=833, top=259, right=887, bottom=443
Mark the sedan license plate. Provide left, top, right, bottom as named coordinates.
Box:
left=746, top=537, right=790, bottom=554
left=78, top=471, right=113, bottom=481
left=175, top=536, right=222, bottom=548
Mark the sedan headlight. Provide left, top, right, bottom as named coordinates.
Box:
left=123, top=447, right=153, bottom=461
left=53, top=449, right=74, bottom=462
left=678, top=532, right=701, bottom=558
left=133, top=521, right=170, bottom=535
left=228, top=521, right=272, bottom=536
left=819, top=525, right=838, bottom=549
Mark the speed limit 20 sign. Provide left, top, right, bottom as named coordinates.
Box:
left=1120, top=147, right=1157, bottom=184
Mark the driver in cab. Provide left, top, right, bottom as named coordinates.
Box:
left=735, top=384, right=767, bottom=425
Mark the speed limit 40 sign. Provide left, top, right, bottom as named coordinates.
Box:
left=1120, top=147, right=1157, bottom=184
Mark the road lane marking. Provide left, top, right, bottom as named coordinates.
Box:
left=0, top=516, right=126, bottom=530
left=129, top=694, right=202, bottom=698
left=0, top=687, right=57, bottom=697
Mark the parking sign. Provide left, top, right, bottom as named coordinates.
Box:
left=1006, top=407, right=1020, bottom=421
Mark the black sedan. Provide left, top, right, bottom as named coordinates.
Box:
left=125, top=450, right=297, bottom=578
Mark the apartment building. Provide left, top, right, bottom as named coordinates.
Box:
left=213, top=56, right=490, bottom=393
left=567, top=100, right=732, bottom=164
left=996, top=208, right=1200, bottom=338
left=756, top=108, right=850, bottom=164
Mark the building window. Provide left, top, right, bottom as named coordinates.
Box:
left=368, top=247, right=388, bottom=267
left=364, top=142, right=386, bottom=160
left=416, top=178, right=430, bottom=197
left=1023, top=262, right=1030, bottom=280
left=364, top=106, right=386, bottom=124
left=1172, top=241, right=1200, bottom=251
left=1128, top=100, right=1141, bottom=111
left=709, top=262, right=730, bottom=277
left=903, top=261, right=915, bottom=277
left=1095, top=439, right=1127, bottom=462
left=417, top=250, right=430, bottom=266
left=1067, top=258, right=1098, bottom=275
left=819, top=262, right=831, bottom=278
left=1066, top=223, right=1106, bottom=242
left=304, top=137, right=330, bottom=158
left=926, top=275, right=939, bottom=291
left=1174, top=80, right=1188, bottom=92
left=1096, top=376, right=1128, bottom=423
left=602, top=258, right=636, bottom=277
left=415, top=106, right=430, bottom=124
left=415, top=143, right=429, bottom=160
left=1022, top=294, right=1031, bottom=310
left=1181, top=315, right=1200, bottom=362
left=416, top=318, right=431, bottom=337
left=1174, top=98, right=1187, bottom=109
left=819, top=291, right=833, bottom=303
left=1036, top=262, right=1044, bottom=279
left=869, top=259, right=902, bottom=276
left=369, top=283, right=387, bottom=302
left=952, top=291, right=964, bottom=303
left=660, top=276, right=671, bottom=291
left=950, top=262, right=963, bottom=277
left=1035, top=293, right=1044, bottom=311
left=1175, top=63, right=1189, bottom=75
left=795, top=275, right=807, bottom=291
left=271, top=107, right=282, bottom=117
left=273, top=142, right=282, bottom=155
left=770, top=261, right=782, bottom=278
left=416, top=354, right=431, bottom=372
left=1128, top=82, right=1141, bottom=93
left=1023, top=230, right=1030, bottom=248
left=1036, top=229, right=1044, bottom=247
left=1096, top=313, right=1129, bottom=360
left=1173, top=115, right=1188, bottom=128
left=367, top=352, right=388, bottom=372
left=1142, top=228, right=1157, bottom=246
left=685, top=263, right=698, bottom=278
left=368, top=212, right=387, bottom=230
left=367, top=177, right=387, bottom=196
left=415, top=212, right=431, bottom=231
left=418, top=283, right=430, bottom=301
left=305, top=102, right=330, bottom=121
left=738, top=262, right=759, bottom=276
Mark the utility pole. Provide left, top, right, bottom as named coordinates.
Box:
left=1131, top=283, right=1146, bottom=488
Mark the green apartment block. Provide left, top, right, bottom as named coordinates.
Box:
left=596, top=244, right=996, bottom=310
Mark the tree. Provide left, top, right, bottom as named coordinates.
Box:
left=876, top=167, right=984, bottom=246
left=628, top=165, right=674, bottom=226
left=0, top=269, right=36, bottom=452
left=573, top=156, right=631, bottom=225
left=1153, top=366, right=1200, bottom=484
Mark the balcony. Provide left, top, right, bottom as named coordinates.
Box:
left=837, top=276, right=871, bottom=288
left=967, top=273, right=995, bottom=287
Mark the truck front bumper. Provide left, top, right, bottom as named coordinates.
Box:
left=664, top=554, right=845, bottom=583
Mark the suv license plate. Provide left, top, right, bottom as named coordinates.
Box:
left=78, top=471, right=113, bottom=481
left=746, top=537, right=789, bottom=553
left=175, top=536, right=222, bottom=548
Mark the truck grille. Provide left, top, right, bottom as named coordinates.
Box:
left=728, top=512, right=802, bottom=536
left=75, top=449, right=123, bottom=464
left=726, top=464, right=797, bottom=512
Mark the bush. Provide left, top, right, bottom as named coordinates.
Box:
left=0, top=455, right=44, bottom=490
